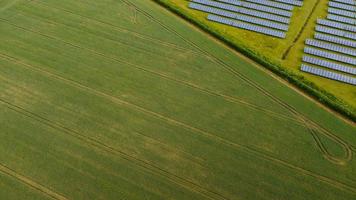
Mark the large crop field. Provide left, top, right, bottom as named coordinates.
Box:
left=0, top=0, right=356, bottom=199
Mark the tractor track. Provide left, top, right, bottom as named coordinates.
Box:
left=121, top=0, right=353, bottom=165
left=0, top=163, right=69, bottom=200
left=31, top=0, right=202, bottom=56
left=1, top=54, right=356, bottom=195
left=0, top=99, right=229, bottom=200
left=1, top=6, right=353, bottom=164
left=0, top=19, right=301, bottom=125
left=0, top=0, right=355, bottom=195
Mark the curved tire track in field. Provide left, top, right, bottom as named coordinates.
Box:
left=1, top=54, right=356, bottom=195
left=0, top=73, right=207, bottom=169
left=124, top=0, right=353, bottom=165
left=0, top=99, right=229, bottom=200
left=31, top=0, right=203, bottom=56
left=23, top=1, right=304, bottom=124
left=2, top=96, right=356, bottom=196
left=0, top=164, right=69, bottom=200
left=1, top=1, right=355, bottom=193
left=7, top=11, right=188, bottom=66
left=0, top=19, right=300, bottom=125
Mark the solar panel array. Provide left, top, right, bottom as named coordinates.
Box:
left=301, top=64, right=356, bottom=85
left=303, top=56, right=356, bottom=75
left=188, top=0, right=304, bottom=38
left=300, top=0, right=356, bottom=85
left=333, top=0, right=356, bottom=6
left=329, top=1, right=356, bottom=12
left=327, top=14, right=356, bottom=25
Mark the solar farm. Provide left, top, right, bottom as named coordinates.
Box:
left=187, top=0, right=356, bottom=86
left=300, top=1, right=356, bottom=85
left=165, top=0, right=356, bottom=110
left=0, top=0, right=356, bottom=200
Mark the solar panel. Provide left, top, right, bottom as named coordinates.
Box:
left=316, top=25, right=356, bottom=40
left=327, top=14, right=356, bottom=25
left=189, top=2, right=236, bottom=17
left=303, top=55, right=356, bottom=75
left=314, top=33, right=356, bottom=48
left=329, top=1, right=356, bottom=11
left=332, top=0, right=356, bottom=6
left=305, top=39, right=356, bottom=56
left=192, top=0, right=290, bottom=24
left=317, top=19, right=356, bottom=33
left=304, top=47, right=356, bottom=65
left=298, top=1, right=356, bottom=86
left=328, top=8, right=356, bottom=19
left=216, top=0, right=293, bottom=17
left=275, top=0, right=303, bottom=6
left=189, top=2, right=289, bottom=30
left=245, top=0, right=294, bottom=11
left=207, top=14, right=286, bottom=38
left=233, top=13, right=289, bottom=30
left=301, top=64, right=356, bottom=85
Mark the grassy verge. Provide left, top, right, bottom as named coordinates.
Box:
left=152, top=0, right=356, bottom=122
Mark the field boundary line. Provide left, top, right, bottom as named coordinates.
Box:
left=150, top=0, right=356, bottom=121
left=1, top=54, right=356, bottom=195
left=119, top=0, right=353, bottom=165
left=0, top=163, right=69, bottom=200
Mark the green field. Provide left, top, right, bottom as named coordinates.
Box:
left=0, top=0, right=356, bottom=199
left=158, top=0, right=356, bottom=118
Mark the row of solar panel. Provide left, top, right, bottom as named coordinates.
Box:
left=304, top=47, right=356, bottom=65
left=316, top=25, right=356, bottom=40
left=317, top=19, right=356, bottom=33
left=216, top=0, right=292, bottom=17
left=306, top=39, right=356, bottom=57
left=328, top=14, right=356, bottom=25
left=192, top=0, right=290, bottom=24
left=189, top=3, right=289, bottom=31
left=328, top=7, right=356, bottom=18
left=333, top=0, right=356, bottom=6
left=207, top=14, right=286, bottom=38
left=315, top=32, right=356, bottom=48
left=300, top=1, right=355, bottom=85
left=329, top=1, right=356, bottom=12
left=301, top=64, right=356, bottom=85
left=245, top=0, right=294, bottom=11
left=275, top=0, right=303, bottom=6
left=303, top=55, right=356, bottom=75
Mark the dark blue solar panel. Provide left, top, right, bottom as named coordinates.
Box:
left=314, top=33, right=356, bottom=48
left=305, top=39, right=356, bottom=56
left=303, top=55, right=356, bottom=75
left=301, top=64, right=356, bottom=85
left=245, top=0, right=294, bottom=11
left=207, top=14, right=286, bottom=38
left=304, top=47, right=356, bottom=65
